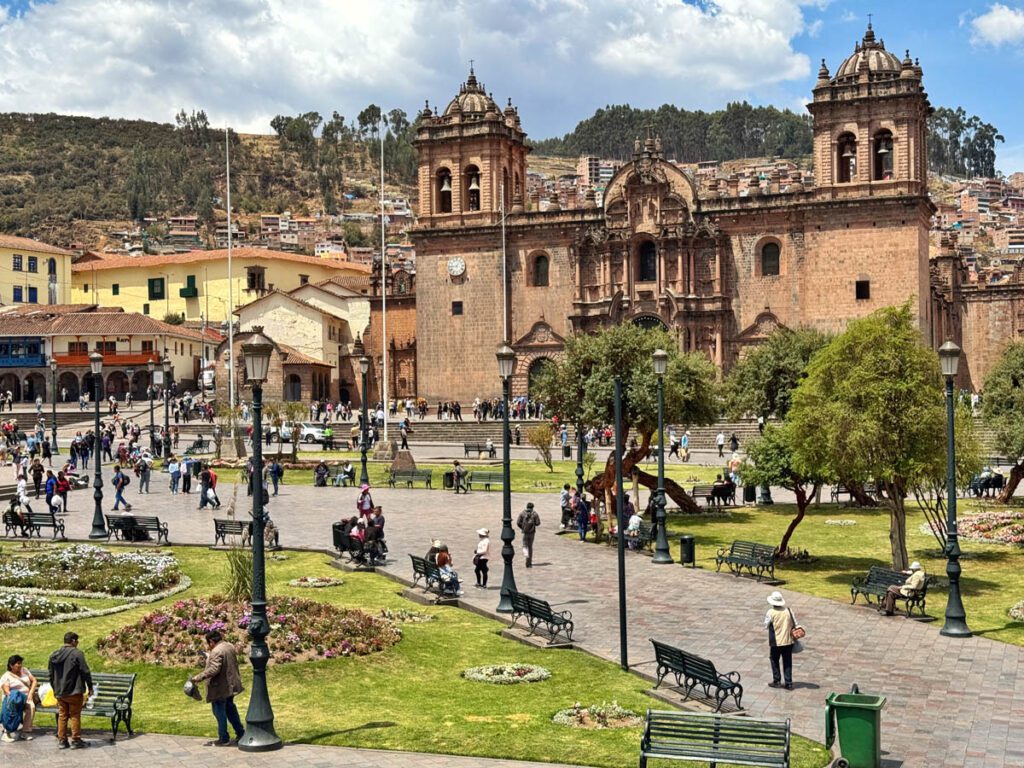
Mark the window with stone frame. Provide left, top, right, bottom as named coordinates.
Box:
left=436, top=169, right=453, bottom=213
left=532, top=253, right=550, bottom=286
left=873, top=130, right=894, bottom=181
left=246, top=266, right=266, bottom=292
left=837, top=133, right=857, bottom=183
left=638, top=241, right=657, bottom=282
left=761, top=242, right=781, bottom=276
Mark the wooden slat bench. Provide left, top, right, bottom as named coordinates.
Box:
left=409, top=554, right=458, bottom=599
left=692, top=483, right=736, bottom=507
left=850, top=565, right=907, bottom=607
left=463, top=442, right=496, bottom=458
left=5, top=508, right=66, bottom=539
left=508, top=590, right=574, bottom=644
left=650, top=638, right=743, bottom=712
left=31, top=669, right=136, bottom=741
left=105, top=514, right=169, bottom=545
left=468, top=470, right=504, bottom=491
left=715, top=540, right=777, bottom=582
left=639, top=709, right=790, bottom=768
left=214, top=518, right=252, bottom=547
left=388, top=469, right=434, bottom=488
left=626, top=521, right=655, bottom=551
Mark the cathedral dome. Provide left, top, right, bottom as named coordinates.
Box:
left=443, top=68, right=500, bottom=118
left=834, top=23, right=901, bottom=81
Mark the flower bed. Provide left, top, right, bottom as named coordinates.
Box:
left=379, top=607, right=434, bottom=623
left=462, top=663, right=550, bottom=685
left=552, top=701, right=642, bottom=730
left=0, top=593, right=78, bottom=624
left=97, top=595, right=401, bottom=667
left=0, top=545, right=181, bottom=596
left=958, top=511, right=1024, bottom=545
left=288, top=576, right=344, bottom=588
left=825, top=519, right=857, bottom=526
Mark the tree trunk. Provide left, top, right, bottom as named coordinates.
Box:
left=587, top=427, right=700, bottom=514
left=883, top=480, right=909, bottom=570
left=846, top=480, right=878, bottom=507
left=777, top=482, right=816, bottom=554
left=998, top=462, right=1024, bottom=503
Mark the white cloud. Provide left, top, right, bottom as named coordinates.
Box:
left=0, top=0, right=814, bottom=136
left=970, top=3, right=1024, bottom=46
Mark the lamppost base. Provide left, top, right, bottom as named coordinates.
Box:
left=88, top=530, right=108, bottom=540
left=237, top=723, right=283, bottom=752
left=496, top=597, right=513, bottom=614
left=939, top=621, right=972, bottom=638
left=652, top=550, right=674, bottom=565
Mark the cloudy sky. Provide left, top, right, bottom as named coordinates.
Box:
left=1, top=0, right=1023, bottom=171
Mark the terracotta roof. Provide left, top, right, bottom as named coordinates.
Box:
left=71, top=247, right=372, bottom=273
left=0, top=235, right=73, bottom=256
left=0, top=304, right=100, bottom=316
left=318, top=274, right=373, bottom=294
left=278, top=343, right=331, bottom=367
left=235, top=288, right=349, bottom=320
left=0, top=310, right=208, bottom=341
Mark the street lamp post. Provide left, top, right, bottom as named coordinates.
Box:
left=88, top=353, right=106, bottom=539
left=359, top=355, right=370, bottom=486
left=651, top=349, right=673, bottom=564
left=939, top=340, right=971, bottom=638
left=147, top=359, right=156, bottom=454
left=49, top=359, right=59, bottom=455
left=162, top=356, right=172, bottom=458
left=575, top=425, right=585, bottom=498
left=496, top=343, right=518, bottom=613
left=238, top=329, right=282, bottom=751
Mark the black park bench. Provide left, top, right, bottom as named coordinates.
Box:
left=468, top=470, right=504, bottom=491
left=214, top=518, right=252, bottom=547
left=508, top=590, right=574, bottom=644
left=463, top=442, right=496, bottom=458
left=388, top=469, right=434, bottom=488
left=639, top=709, right=791, bottom=768
left=626, top=520, right=655, bottom=551
left=105, top=514, right=169, bottom=545
left=715, top=540, right=777, bottom=582
left=4, top=508, right=66, bottom=539
left=184, top=437, right=210, bottom=455
left=409, top=554, right=458, bottom=599
left=852, top=565, right=933, bottom=617
left=692, top=483, right=736, bottom=507
left=650, top=638, right=743, bottom=712
left=31, top=669, right=136, bottom=741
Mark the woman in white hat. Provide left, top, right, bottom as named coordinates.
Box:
left=473, top=528, right=490, bottom=589
left=764, top=591, right=799, bottom=689
left=882, top=561, right=926, bottom=615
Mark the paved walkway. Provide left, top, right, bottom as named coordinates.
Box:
left=2, top=732, right=585, bottom=768
left=21, top=473, right=1024, bottom=768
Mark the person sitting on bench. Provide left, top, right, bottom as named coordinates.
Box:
left=881, top=561, right=926, bottom=615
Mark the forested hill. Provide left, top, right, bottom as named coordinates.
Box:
left=532, top=102, right=1003, bottom=178
left=531, top=102, right=813, bottom=163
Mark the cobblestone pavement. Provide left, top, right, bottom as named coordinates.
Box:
left=38, top=475, right=1024, bottom=768
left=2, top=732, right=587, bottom=768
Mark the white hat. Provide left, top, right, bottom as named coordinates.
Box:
left=477, top=528, right=489, bottom=537
left=909, top=561, right=922, bottom=571
left=767, top=591, right=786, bottom=607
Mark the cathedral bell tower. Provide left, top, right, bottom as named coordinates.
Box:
left=413, top=67, right=529, bottom=227
left=807, top=23, right=931, bottom=197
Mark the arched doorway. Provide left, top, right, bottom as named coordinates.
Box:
left=58, top=371, right=80, bottom=401
left=284, top=374, right=302, bottom=402
left=131, top=370, right=151, bottom=400
left=527, top=357, right=552, bottom=399
left=105, top=370, right=129, bottom=401
left=0, top=373, right=21, bottom=402
left=82, top=373, right=102, bottom=401
left=24, top=373, right=46, bottom=402
left=340, top=386, right=350, bottom=404
left=632, top=314, right=667, bottom=331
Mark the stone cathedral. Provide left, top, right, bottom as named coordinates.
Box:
left=412, top=25, right=939, bottom=401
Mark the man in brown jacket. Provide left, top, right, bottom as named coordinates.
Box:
left=190, top=630, right=244, bottom=746
left=48, top=631, right=93, bottom=749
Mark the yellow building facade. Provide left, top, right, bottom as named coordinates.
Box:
left=0, top=235, right=74, bottom=307
left=71, top=247, right=370, bottom=325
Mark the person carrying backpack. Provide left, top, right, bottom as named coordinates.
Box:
left=516, top=502, right=540, bottom=567
left=112, top=466, right=131, bottom=511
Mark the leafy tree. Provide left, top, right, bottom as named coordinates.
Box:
left=787, top=303, right=978, bottom=569
left=534, top=324, right=717, bottom=514
left=357, top=104, right=383, bottom=139
left=980, top=340, right=1024, bottom=502
left=723, top=327, right=829, bottom=553
left=526, top=423, right=554, bottom=472
left=928, top=106, right=1004, bottom=178
left=162, top=312, right=184, bottom=325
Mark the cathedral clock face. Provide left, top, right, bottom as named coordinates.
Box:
left=447, top=256, right=466, bottom=277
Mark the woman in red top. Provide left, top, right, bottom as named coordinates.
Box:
left=55, top=471, right=71, bottom=513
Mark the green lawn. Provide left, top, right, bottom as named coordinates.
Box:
left=662, top=498, right=1024, bottom=647
left=0, top=546, right=829, bottom=767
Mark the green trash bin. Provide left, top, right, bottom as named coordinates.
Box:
left=825, top=691, right=886, bottom=768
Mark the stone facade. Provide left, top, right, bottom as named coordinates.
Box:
left=214, top=329, right=332, bottom=406
left=412, top=25, right=936, bottom=402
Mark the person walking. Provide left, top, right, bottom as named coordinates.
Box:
left=764, top=591, right=799, bottom=690
left=729, top=433, right=739, bottom=454
left=190, top=629, right=244, bottom=747
left=137, top=454, right=151, bottom=494
left=516, top=502, right=540, bottom=567
left=473, top=528, right=490, bottom=589
left=269, top=458, right=283, bottom=496
left=559, top=483, right=572, bottom=530
left=47, top=631, right=93, bottom=749
left=576, top=492, right=591, bottom=541
left=111, top=466, right=131, bottom=511
left=716, top=431, right=725, bottom=458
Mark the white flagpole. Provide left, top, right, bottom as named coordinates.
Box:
left=380, top=115, right=388, bottom=443
left=226, top=125, right=235, bottom=433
